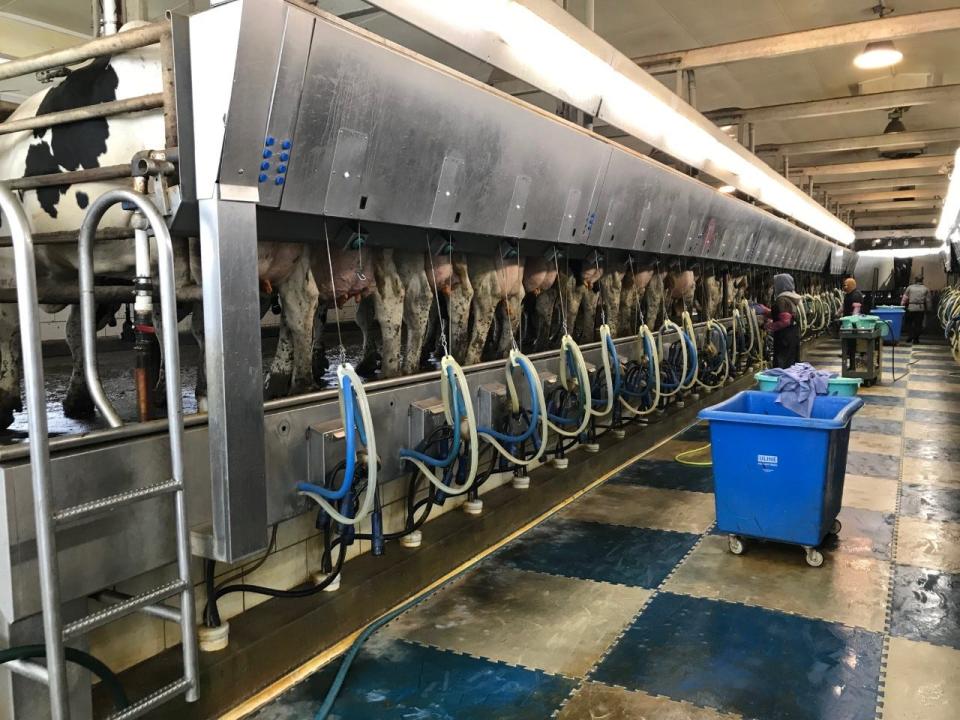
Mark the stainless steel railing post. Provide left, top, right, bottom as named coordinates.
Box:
left=0, top=183, right=70, bottom=718
left=77, top=189, right=199, bottom=700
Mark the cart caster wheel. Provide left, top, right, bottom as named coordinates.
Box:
left=829, top=519, right=842, bottom=535
left=804, top=547, right=824, bottom=567
left=728, top=535, right=745, bottom=555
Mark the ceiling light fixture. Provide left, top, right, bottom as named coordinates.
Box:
left=934, top=147, right=960, bottom=241
left=854, top=40, right=903, bottom=69
left=858, top=246, right=945, bottom=258
left=368, top=0, right=855, bottom=245
left=717, top=184, right=736, bottom=194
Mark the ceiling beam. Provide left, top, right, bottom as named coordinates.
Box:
left=791, top=154, right=953, bottom=177
left=809, top=175, right=947, bottom=192
left=856, top=228, right=937, bottom=239
left=705, top=84, right=960, bottom=124
left=847, top=199, right=942, bottom=212
left=833, top=188, right=945, bottom=203
left=853, top=213, right=939, bottom=227
left=759, top=127, right=960, bottom=156
left=631, top=8, right=960, bottom=71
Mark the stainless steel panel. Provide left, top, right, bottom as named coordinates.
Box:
left=430, top=156, right=466, bottom=227
left=504, top=175, right=532, bottom=237
left=558, top=189, right=582, bottom=243
left=323, top=128, right=370, bottom=219
left=259, top=7, right=316, bottom=208
left=196, top=196, right=268, bottom=563
left=217, top=0, right=287, bottom=197
left=598, top=198, right=620, bottom=246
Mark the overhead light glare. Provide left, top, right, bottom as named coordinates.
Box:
left=934, top=147, right=960, bottom=241
left=717, top=185, right=736, bottom=194
left=385, top=0, right=854, bottom=245
left=854, top=40, right=903, bottom=69
left=858, top=246, right=946, bottom=258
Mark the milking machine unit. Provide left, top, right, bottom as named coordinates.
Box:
left=619, top=323, right=662, bottom=420
left=696, top=318, right=730, bottom=390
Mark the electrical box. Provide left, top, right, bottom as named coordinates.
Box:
left=408, top=397, right=447, bottom=450
left=306, top=419, right=345, bottom=487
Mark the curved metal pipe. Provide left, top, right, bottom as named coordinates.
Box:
left=0, top=183, right=69, bottom=717
left=77, top=189, right=198, bottom=701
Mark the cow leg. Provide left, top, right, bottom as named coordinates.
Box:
left=312, top=306, right=329, bottom=383
left=190, top=301, right=208, bottom=412
left=63, top=305, right=98, bottom=419
left=372, top=249, right=405, bottom=378
left=354, top=295, right=379, bottom=377
left=447, top=254, right=473, bottom=361
left=464, top=261, right=498, bottom=366
left=265, top=255, right=319, bottom=397
left=399, top=253, right=433, bottom=375
left=496, top=291, right=523, bottom=357
left=0, top=304, right=22, bottom=428
left=600, top=273, right=623, bottom=336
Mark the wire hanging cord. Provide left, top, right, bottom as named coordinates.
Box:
left=297, top=223, right=379, bottom=525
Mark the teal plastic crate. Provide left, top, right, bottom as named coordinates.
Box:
left=755, top=372, right=861, bottom=396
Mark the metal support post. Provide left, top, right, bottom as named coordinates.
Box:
left=196, top=192, right=268, bottom=562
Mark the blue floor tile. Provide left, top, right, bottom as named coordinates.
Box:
left=890, top=565, right=960, bottom=651
left=493, top=517, right=699, bottom=588
left=900, top=484, right=960, bottom=523
left=905, top=408, right=960, bottom=427
left=845, top=450, right=900, bottom=479
left=859, top=395, right=904, bottom=406
left=591, top=593, right=883, bottom=720
left=905, top=437, right=960, bottom=464
left=609, top=458, right=713, bottom=493
left=908, top=388, right=960, bottom=402
left=906, top=372, right=960, bottom=384
left=248, top=636, right=576, bottom=720
left=850, top=417, right=902, bottom=436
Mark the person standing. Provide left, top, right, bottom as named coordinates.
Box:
left=901, top=277, right=931, bottom=344
left=760, top=273, right=802, bottom=369
left=842, top=278, right=866, bottom=316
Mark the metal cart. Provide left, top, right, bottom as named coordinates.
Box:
left=839, top=325, right=883, bottom=387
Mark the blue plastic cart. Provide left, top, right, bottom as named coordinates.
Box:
left=699, top=391, right=864, bottom=567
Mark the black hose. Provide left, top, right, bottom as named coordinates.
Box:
left=0, top=645, right=128, bottom=711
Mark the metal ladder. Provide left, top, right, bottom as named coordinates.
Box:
left=0, top=185, right=199, bottom=720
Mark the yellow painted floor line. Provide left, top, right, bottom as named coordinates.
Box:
left=220, top=430, right=686, bottom=719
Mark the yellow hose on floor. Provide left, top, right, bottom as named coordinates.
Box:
left=675, top=443, right=713, bottom=467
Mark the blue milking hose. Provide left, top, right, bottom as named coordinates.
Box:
left=297, top=373, right=361, bottom=501
left=399, top=365, right=462, bottom=468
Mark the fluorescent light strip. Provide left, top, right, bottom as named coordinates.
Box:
left=367, top=0, right=855, bottom=245
left=935, top=147, right=960, bottom=241
left=858, top=246, right=947, bottom=258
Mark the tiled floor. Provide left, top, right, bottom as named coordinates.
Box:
left=248, top=339, right=960, bottom=720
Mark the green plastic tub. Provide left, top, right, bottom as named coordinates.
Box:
left=755, top=372, right=862, bottom=396
left=840, top=315, right=889, bottom=337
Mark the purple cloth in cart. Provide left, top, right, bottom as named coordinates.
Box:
left=764, top=363, right=836, bottom=418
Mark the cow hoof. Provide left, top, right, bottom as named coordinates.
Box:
left=355, top=356, right=379, bottom=377
left=263, top=373, right=292, bottom=400
left=62, top=389, right=96, bottom=420
left=0, top=395, right=22, bottom=429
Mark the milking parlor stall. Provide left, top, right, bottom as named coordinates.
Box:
left=0, top=1, right=855, bottom=718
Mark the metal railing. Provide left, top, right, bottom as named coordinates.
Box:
left=0, top=184, right=199, bottom=719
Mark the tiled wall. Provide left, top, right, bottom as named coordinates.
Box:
left=88, top=460, right=521, bottom=675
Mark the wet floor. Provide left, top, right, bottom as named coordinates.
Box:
left=246, top=336, right=960, bottom=719
left=1, top=330, right=366, bottom=444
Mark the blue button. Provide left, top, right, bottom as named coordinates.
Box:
left=265, top=136, right=276, bottom=146
left=260, top=161, right=270, bottom=171
left=281, top=139, right=292, bottom=149
left=275, top=176, right=285, bottom=185
left=263, top=149, right=272, bottom=159
left=277, top=164, right=287, bottom=173
left=279, top=152, right=289, bottom=161
left=258, top=173, right=268, bottom=183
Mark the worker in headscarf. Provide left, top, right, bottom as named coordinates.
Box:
left=842, top=277, right=866, bottom=316
left=759, top=273, right=802, bottom=368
